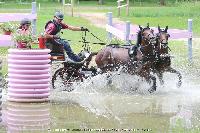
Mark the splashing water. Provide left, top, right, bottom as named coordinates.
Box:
left=50, top=70, right=200, bottom=127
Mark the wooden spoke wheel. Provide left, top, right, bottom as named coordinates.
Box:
left=52, top=67, right=83, bottom=92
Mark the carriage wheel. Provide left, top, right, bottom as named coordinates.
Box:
left=52, top=67, right=83, bottom=92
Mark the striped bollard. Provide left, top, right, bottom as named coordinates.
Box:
left=7, top=49, right=51, bottom=103
left=0, top=59, right=2, bottom=123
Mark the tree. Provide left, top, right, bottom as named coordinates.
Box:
left=160, top=0, right=166, bottom=6
left=98, top=0, right=103, bottom=5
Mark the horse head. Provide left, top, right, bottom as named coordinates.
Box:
left=156, top=26, right=170, bottom=49
left=138, top=23, right=156, bottom=45
left=137, top=24, right=157, bottom=60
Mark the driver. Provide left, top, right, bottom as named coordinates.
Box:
left=44, top=11, right=89, bottom=62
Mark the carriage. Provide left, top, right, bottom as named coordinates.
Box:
left=41, top=31, right=99, bottom=92
left=39, top=25, right=182, bottom=93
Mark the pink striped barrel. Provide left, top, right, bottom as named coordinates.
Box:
left=0, top=59, right=2, bottom=123
left=5, top=102, right=50, bottom=132
left=7, top=49, right=51, bottom=102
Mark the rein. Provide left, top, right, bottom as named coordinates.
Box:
left=90, top=32, right=105, bottom=43
left=157, top=38, right=171, bottom=52
left=80, top=30, right=107, bottom=46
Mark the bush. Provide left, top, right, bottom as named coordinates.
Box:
left=0, top=22, right=16, bottom=32
left=12, top=32, right=34, bottom=48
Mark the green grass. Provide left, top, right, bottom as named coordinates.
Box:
left=0, top=1, right=199, bottom=49
left=1, top=1, right=200, bottom=34
left=72, top=1, right=200, bottom=35
left=115, top=2, right=200, bottom=35
left=0, top=47, right=8, bottom=75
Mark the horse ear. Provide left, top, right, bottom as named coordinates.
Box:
left=139, top=25, right=143, bottom=31
left=147, top=23, right=149, bottom=28
left=165, top=26, right=168, bottom=32
left=158, top=25, right=161, bottom=32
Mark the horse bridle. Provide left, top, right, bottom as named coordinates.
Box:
left=156, top=32, right=171, bottom=50
left=140, top=29, right=157, bottom=49
left=139, top=29, right=158, bottom=61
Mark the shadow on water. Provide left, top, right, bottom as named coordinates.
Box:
left=0, top=70, right=200, bottom=132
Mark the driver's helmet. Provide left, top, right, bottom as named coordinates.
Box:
left=54, top=11, right=64, bottom=20
left=20, top=18, right=31, bottom=26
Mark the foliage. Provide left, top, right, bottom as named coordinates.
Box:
left=0, top=22, right=16, bottom=32
left=13, top=33, right=33, bottom=42
left=12, top=32, right=34, bottom=48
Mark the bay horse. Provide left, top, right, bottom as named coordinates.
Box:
left=95, top=24, right=158, bottom=93
left=154, top=26, right=182, bottom=87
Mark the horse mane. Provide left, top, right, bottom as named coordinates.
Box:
left=136, top=27, right=151, bottom=46
left=136, top=30, right=142, bottom=46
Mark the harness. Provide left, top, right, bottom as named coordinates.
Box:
left=128, top=45, right=139, bottom=59
left=106, top=44, right=139, bottom=61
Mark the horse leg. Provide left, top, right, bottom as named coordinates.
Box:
left=106, top=71, right=113, bottom=85
left=117, top=66, right=124, bottom=75
left=166, top=67, right=182, bottom=88
left=139, top=70, right=157, bottom=93
left=156, top=71, right=164, bottom=85
left=148, top=74, right=157, bottom=93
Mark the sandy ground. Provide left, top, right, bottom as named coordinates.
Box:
left=75, top=12, right=124, bottom=29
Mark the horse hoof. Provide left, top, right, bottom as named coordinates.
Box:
left=177, top=81, right=182, bottom=88
left=148, top=89, right=154, bottom=93
left=148, top=87, right=156, bottom=93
